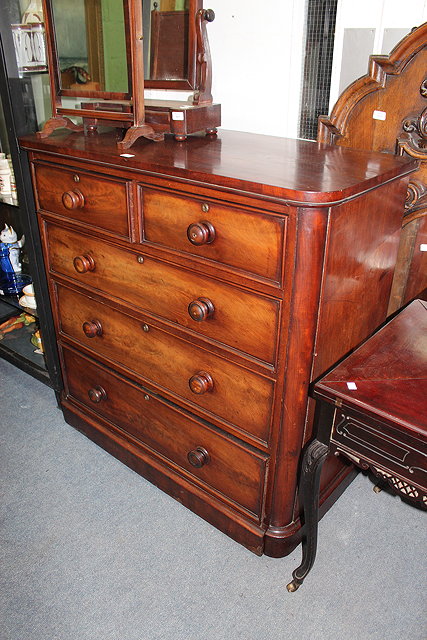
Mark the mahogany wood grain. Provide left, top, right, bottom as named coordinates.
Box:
left=43, top=221, right=280, bottom=364
left=265, top=207, right=329, bottom=538
left=312, top=180, right=408, bottom=379
left=403, top=218, right=427, bottom=305
left=315, top=299, right=427, bottom=434
left=142, top=187, right=285, bottom=283
left=22, top=129, right=415, bottom=557
left=20, top=130, right=416, bottom=204
left=61, top=400, right=267, bottom=555
left=33, top=162, right=131, bottom=238
left=149, top=10, right=189, bottom=82
left=145, top=102, right=221, bottom=140
left=145, top=1, right=202, bottom=92
left=317, top=23, right=427, bottom=312
left=314, top=299, right=427, bottom=507
left=55, top=283, right=275, bottom=443
left=61, top=345, right=268, bottom=517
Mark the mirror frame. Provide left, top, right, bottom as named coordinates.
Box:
left=41, top=0, right=144, bottom=128
left=42, top=0, right=134, bottom=103
left=39, top=0, right=165, bottom=144
left=144, top=0, right=202, bottom=90
left=37, top=0, right=216, bottom=148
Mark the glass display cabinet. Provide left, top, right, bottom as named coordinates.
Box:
left=0, top=0, right=61, bottom=389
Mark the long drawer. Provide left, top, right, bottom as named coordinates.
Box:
left=141, top=186, right=286, bottom=283
left=61, top=345, right=268, bottom=517
left=33, top=162, right=131, bottom=239
left=55, top=284, right=275, bottom=443
left=43, top=221, right=280, bottom=364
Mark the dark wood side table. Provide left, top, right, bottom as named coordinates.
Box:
left=287, top=299, right=427, bottom=591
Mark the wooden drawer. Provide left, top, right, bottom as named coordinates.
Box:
left=33, top=163, right=131, bottom=238
left=61, top=345, right=268, bottom=517
left=55, top=284, right=275, bottom=443
left=44, top=222, right=280, bottom=364
left=141, top=187, right=285, bottom=283
left=331, top=407, right=427, bottom=493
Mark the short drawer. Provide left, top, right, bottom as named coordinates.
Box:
left=61, top=346, right=268, bottom=517
left=55, top=284, right=275, bottom=444
left=33, top=163, right=131, bottom=238
left=142, top=187, right=285, bottom=283
left=44, top=222, right=280, bottom=364
left=331, top=408, right=427, bottom=493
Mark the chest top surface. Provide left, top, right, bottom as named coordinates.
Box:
left=20, top=129, right=417, bottom=205
left=314, top=299, right=427, bottom=436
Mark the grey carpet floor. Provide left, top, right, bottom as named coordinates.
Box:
left=1, top=358, right=426, bottom=640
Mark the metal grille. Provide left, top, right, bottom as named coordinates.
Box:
left=299, top=0, right=338, bottom=140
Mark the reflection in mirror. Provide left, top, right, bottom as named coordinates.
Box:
left=51, top=0, right=129, bottom=94
left=142, top=0, right=190, bottom=81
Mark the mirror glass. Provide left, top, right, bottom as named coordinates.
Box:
left=51, top=0, right=129, bottom=94
left=142, top=0, right=190, bottom=81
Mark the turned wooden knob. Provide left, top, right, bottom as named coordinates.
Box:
left=188, top=297, right=214, bottom=322
left=187, top=446, right=210, bottom=468
left=88, top=385, right=107, bottom=403
left=82, top=319, right=103, bottom=338
left=189, top=371, right=214, bottom=394
left=73, top=254, right=95, bottom=273
left=62, top=189, right=85, bottom=210
left=187, top=221, right=216, bottom=246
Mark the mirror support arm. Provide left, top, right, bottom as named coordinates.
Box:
left=193, top=8, right=214, bottom=105
left=118, top=0, right=164, bottom=148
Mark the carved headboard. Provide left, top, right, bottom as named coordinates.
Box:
left=318, top=23, right=427, bottom=314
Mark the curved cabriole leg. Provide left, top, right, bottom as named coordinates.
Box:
left=37, top=116, right=84, bottom=138
left=117, top=125, right=164, bottom=150
left=287, top=440, right=329, bottom=592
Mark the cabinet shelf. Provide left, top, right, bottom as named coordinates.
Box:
left=0, top=4, right=61, bottom=392
left=0, top=292, right=39, bottom=319
left=0, top=195, right=18, bottom=207
left=0, top=298, right=49, bottom=384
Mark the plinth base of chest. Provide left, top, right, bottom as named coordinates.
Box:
left=61, top=399, right=357, bottom=558
left=61, top=400, right=267, bottom=555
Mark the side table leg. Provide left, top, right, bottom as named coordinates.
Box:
left=287, top=439, right=329, bottom=592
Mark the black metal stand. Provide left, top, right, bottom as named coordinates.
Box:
left=287, top=439, right=329, bottom=592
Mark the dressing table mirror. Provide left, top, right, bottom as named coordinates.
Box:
left=38, top=0, right=220, bottom=148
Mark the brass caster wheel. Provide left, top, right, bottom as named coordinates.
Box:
left=286, top=580, right=301, bottom=593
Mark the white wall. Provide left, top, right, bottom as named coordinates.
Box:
left=144, top=0, right=306, bottom=138
left=329, top=0, right=427, bottom=111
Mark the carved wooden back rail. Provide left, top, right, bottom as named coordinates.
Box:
left=318, top=23, right=427, bottom=314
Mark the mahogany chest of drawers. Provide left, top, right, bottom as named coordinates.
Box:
left=20, top=130, right=416, bottom=556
